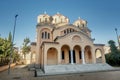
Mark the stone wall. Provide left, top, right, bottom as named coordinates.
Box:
left=0, top=63, right=16, bottom=72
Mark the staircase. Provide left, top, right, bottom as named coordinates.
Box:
left=36, top=63, right=114, bottom=76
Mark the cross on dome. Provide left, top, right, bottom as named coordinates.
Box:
left=44, top=11, right=47, bottom=14
left=78, top=17, right=81, bottom=20
left=57, top=12, right=60, bottom=14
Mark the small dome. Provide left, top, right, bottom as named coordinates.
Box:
left=73, top=17, right=87, bottom=28
left=52, top=12, right=69, bottom=24
left=37, top=12, right=50, bottom=23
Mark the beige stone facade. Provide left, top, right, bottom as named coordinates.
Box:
left=31, top=13, right=106, bottom=70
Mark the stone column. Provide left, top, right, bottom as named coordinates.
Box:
left=82, top=49, right=85, bottom=64
left=58, top=49, right=61, bottom=64
left=70, top=50, right=74, bottom=64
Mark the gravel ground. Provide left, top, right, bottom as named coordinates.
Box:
left=0, top=65, right=120, bottom=80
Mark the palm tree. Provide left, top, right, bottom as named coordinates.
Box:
left=0, top=32, right=13, bottom=65
left=22, top=37, right=30, bottom=64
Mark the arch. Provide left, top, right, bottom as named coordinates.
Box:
left=47, top=47, right=58, bottom=65
left=41, top=28, right=51, bottom=33
left=73, top=45, right=82, bottom=64
left=95, top=49, right=102, bottom=63
left=84, top=45, right=92, bottom=64
left=61, top=45, right=70, bottom=64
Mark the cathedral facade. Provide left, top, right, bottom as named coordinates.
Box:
left=31, top=13, right=106, bottom=70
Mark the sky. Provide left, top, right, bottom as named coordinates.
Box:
left=0, top=0, right=120, bottom=47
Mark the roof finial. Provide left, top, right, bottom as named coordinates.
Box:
left=57, top=12, right=60, bottom=14
left=44, top=11, right=47, bottom=14
left=78, top=17, right=81, bottom=20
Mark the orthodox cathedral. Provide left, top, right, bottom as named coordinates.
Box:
left=31, top=12, right=106, bottom=71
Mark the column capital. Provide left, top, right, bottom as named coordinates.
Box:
left=81, top=47, right=84, bottom=51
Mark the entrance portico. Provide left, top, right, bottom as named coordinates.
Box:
left=43, top=43, right=99, bottom=66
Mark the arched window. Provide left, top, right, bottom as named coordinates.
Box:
left=45, top=32, right=47, bottom=39
left=77, top=23, right=79, bottom=27
left=55, top=18, right=57, bottom=23
left=82, top=24, right=84, bottom=27
left=48, top=33, right=50, bottom=39
left=64, top=30, right=66, bottom=34
left=63, top=28, right=76, bottom=35
left=40, top=18, right=41, bottom=23
left=41, top=31, right=50, bottom=39
left=45, top=18, right=47, bottom=22
left=42, top=32, right=44, bottom=39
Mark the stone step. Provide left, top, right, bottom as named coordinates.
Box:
left=36, top=63, right=115, bottom=76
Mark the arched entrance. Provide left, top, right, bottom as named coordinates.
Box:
left=47, top=47, right=58, bottom=65
left=73, top=45, right=82, bottom=64
left=61, top=45, right=70, bottom=64
left=95, top=49, right=102, bottom=63
left=84, top=46, right=92, bottom=64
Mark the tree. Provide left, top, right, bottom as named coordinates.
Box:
left=22, top=37, right=30, bottom=64
left=0, top=32, right=14, bottom=66
left=108, top=40, right=118, bottom=54
left=12, top=48, right=20, bottom=63
left=105, top=40, right=120, bottom=66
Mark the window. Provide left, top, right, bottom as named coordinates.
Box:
left=77, top=23, right=79, bottom=27
left=64, top=30, right=66, bottom=34
left=82, top=24, right=84, bottom=27
left=55, top=18, right=57, bottom=23
left=40, top=18, right=41, bottom=22
left=45, top=32, right=47, bottom=39
left=45, top=18, right=47, bottom=22
left=48, top=33, right=50, bottom=39
left=42, top=31, right=50, bottom=39
left=62, top=51, right=65, bottom=60
left=42, top=32, right=44, bottom=39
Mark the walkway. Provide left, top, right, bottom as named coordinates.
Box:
left=0, top=64, right=120, bottom=80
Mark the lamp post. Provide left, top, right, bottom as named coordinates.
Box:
left=115, top=28, right=120, bottom=49
left=8, top=14, right=18, bottom=74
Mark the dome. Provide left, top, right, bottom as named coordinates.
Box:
left=73, top=17, right=87, bottom=28
left=52, top=12, right=69, bottom=24
left=37, top=12, right=50, bottom=23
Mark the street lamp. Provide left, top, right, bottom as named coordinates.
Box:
left=8, top=14, right=18, bottom=74
left=115, top=28, right=120, bottom=49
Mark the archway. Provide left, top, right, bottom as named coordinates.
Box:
left=95, top=49, right=102, bottom=63
left=47, top=47, right=58, bottom=65
left=84, top=46, right=92, bottom=64
left=73, top=45, right=82, bottom=64
left=61, top=45, right=70, bottom=64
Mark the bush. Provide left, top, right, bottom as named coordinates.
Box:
left=105, top=40, right=120, bottom=66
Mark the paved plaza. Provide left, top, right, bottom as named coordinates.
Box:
left=0, top=65, right=120, bottom=80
